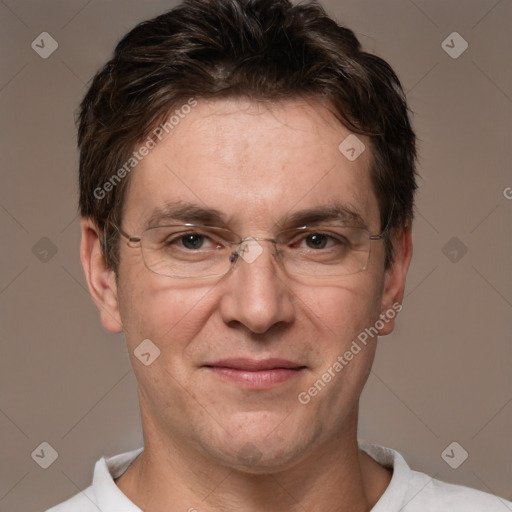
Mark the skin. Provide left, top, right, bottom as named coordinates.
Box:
left=81, top=97, right=412, bottom=512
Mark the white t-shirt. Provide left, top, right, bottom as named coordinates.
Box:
left=46, top=443, right=512, bottom=511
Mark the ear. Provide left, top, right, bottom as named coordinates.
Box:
left=378, top=226, right=413, bottom=336
left=80, top=218, right=123, bottom=333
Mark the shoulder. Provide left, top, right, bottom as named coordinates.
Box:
left=45, top=485, right=97, bottom=512
left=406, top=470, right=512, bottom=511
left=45, top=447, right=143, bottom=512
left=360, top=442, right=512, bottom=512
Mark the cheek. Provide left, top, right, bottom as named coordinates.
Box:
left=118, top=277, right=220, bottom=414
left=117, top=266, right=217, bottom=355
left=299, top=284, right=382, bottom=415
left=295, top=279, right=382, bottom=397
left=297, top=276, right=383, bottom=345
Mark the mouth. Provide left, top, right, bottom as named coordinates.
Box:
left=202, top=358, right=307, bottom=389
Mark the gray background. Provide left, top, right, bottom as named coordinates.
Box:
left=0, top=0, right=511, bottom=510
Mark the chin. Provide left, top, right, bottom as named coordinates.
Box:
left=209, top=442, right=308, bottom=474
left=197, top=412, right=323, bottom=474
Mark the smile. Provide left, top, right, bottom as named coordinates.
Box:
left=203, top=358, right=307, bottom=389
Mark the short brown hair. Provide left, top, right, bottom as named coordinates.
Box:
left=78, top=0, right=417, bottom=270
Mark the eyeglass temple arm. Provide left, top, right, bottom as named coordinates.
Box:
left=112, top=225, right=141, bottom=245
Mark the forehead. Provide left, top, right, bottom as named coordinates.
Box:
left=122, top=98, right=379, bottom=232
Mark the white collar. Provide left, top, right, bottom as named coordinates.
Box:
left=92, top=442, right=409, bottom=510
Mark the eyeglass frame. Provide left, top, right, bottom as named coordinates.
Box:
left=111, top=212, right=393, bottom=280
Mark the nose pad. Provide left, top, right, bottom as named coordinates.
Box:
left=228, top=238, right=282, bottom=275
left=237, top=238, right=264, bottom=264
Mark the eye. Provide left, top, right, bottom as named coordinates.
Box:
left=304, top=233, right=331, bottom=249
left=180, top=233, right=208, bottom=250
left=164, top=231, right=221, bottom=251
left=292, top=232, right=346, bottom=250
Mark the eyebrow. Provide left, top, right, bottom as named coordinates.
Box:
left=144, top=201, right=227, bottom=229
left=143, top=201, right=367, bottom=231
left=281, top=204, right=366, bottom=229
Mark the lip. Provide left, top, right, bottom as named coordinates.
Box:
left=202, top=358, right=306, bottom=389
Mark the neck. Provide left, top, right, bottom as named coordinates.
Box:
left=115, top=410, right=391, bottom=511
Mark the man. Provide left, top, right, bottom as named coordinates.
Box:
left=47, top=0, right=511, bottom=510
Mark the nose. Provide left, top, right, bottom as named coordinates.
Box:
left=218, top=240, right=295, bottom=334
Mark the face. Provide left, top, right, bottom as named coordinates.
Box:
left=83, top=97, right=410, bottom=472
